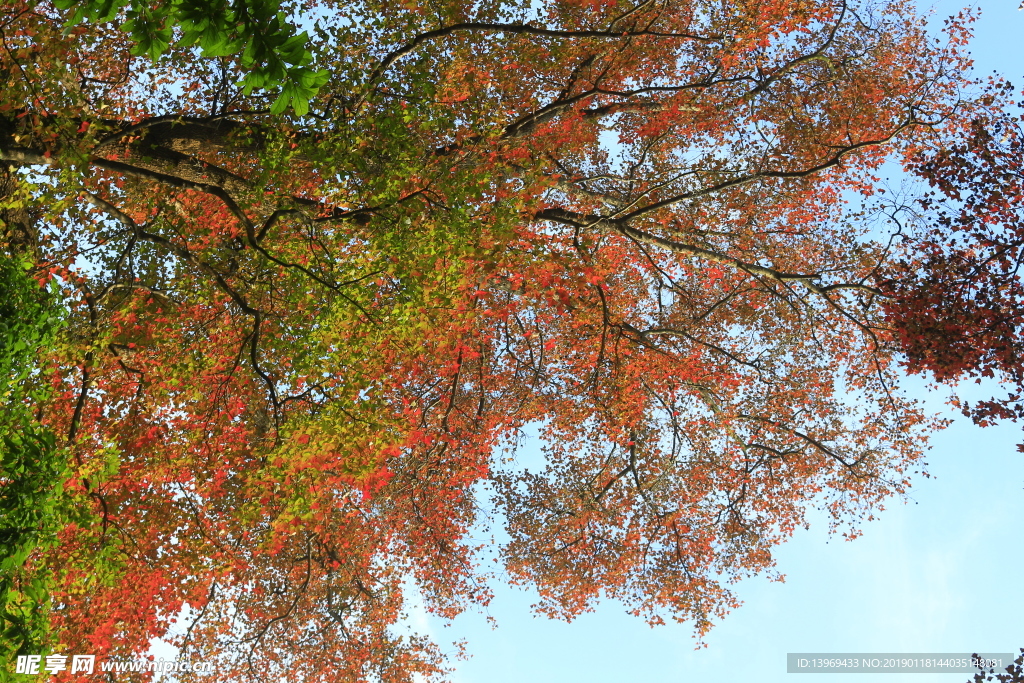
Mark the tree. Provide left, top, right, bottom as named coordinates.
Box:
left=0, top=0, right=1011, bottom=679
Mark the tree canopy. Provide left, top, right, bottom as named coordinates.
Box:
left=53, top=0, right=327, bottom=113
left=1, top=0, right=1021, bottom=679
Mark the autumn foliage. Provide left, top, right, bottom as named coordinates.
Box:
left=0, top=0, right=1018, bottom=679
left=883, top=83, right=1024, bottom=427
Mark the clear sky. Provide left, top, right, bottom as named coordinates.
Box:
left=407, top=2, right=1024, bottom=681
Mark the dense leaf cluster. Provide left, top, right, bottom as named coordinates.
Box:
left=0, top=255, right=66, bottom=660
left=53, top=0, right=328, bottom=113
left=884, top=82, right=1024, bottom=427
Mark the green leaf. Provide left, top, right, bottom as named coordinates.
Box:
left=291, top=93, right=310, bottom=117
left=270, top=90, right=291, bottom=116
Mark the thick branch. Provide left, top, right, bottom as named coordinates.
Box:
left=365, top=21, right=722, bottom=97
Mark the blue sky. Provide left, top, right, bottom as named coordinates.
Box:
left=409, top=3, right=1024, bottom=681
